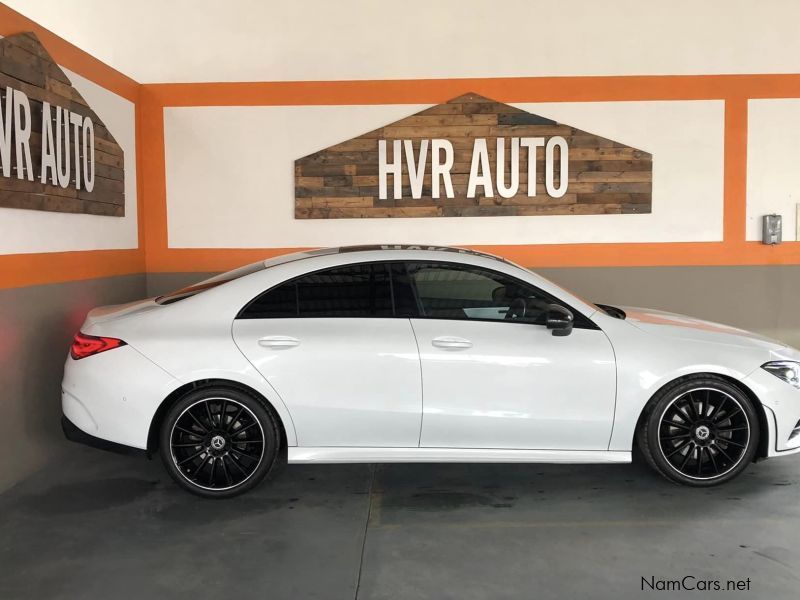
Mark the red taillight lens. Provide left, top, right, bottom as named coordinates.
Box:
left=70, top=332, right=126, bottom=360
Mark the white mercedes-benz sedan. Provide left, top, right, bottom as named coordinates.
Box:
left=62, top=245, right=800, bottom=497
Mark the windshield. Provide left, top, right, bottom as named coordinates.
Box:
left=155, top=262, right=266, bottom=305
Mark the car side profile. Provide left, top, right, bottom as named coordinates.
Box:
left=62, top=245, right=800, bottom=497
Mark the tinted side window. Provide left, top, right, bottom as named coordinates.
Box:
left=388, top=262, right=421, bottom=318
left=240, top=263, right=393, bottom=318
left=406, top=261, right=577, bottom=326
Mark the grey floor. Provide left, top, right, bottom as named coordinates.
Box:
left=1, top=448, right=799, bottom=600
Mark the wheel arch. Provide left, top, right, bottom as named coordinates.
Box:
left=633, top=371, right=770, bottom=461
left=146, top=378, right=289, bottom=457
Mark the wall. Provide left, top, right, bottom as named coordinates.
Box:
left=0, top=6, right=144, bottom=491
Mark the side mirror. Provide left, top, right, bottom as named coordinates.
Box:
left=546, top=304, right=574, bottom=336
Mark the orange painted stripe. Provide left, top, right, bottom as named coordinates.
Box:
left=0, top=4, right=139, bottom=102
left=723, top=97, right=748, bottom=243
left=0, top=249, right=143, bottom=290
left=148, top=74, right=800, bottom=107
left=138, top=87, right=167, bottom=272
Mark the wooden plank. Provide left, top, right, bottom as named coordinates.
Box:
left=391, top=114, right=498, bottom=127
left=0, top=33, right=125, bottom=217
left=309, top=197, right=373, bottom=208
left=382, top=125, right=492, bottom=138
left=416, top=104, right=463, bottom=116
left=478, top=194, right=578, bottom=207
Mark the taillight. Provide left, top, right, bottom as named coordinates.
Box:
left=70, top=332, right=126, bottom=360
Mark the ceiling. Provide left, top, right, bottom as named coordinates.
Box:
left=6, top=0, right=800, bottom=84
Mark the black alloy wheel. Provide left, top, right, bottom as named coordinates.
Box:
left=638, top=376, right=759, bottom=486
left=160, top=387, right=279, bottom=498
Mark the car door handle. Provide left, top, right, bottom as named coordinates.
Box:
left=431, top=336, right=473, bottom=350
left=258, top=336, right=300, bottom=349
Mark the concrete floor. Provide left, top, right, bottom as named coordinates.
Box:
left=1, top=448, right=799, bottom=600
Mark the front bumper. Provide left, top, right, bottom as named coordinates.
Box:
left=62, top=416, right=145, bottom=456
left=742, top=367, right=800, bottom=456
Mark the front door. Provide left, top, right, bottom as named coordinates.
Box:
left=232, top=262, right=422, bottom=447
left=405, top=261, right=617, bottom=450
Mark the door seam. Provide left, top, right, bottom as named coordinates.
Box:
left=407, top=318, right=425, bottom=447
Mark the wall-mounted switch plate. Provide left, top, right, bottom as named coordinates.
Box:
left=763, top=214, right=782, bottom=245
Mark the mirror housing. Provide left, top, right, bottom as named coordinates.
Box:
left=546, top=304, right=574, bottom=336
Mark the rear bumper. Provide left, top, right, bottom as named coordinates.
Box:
left=61, top=344, right=180, bottom=450
left=62, top=416, right=145, bottom=456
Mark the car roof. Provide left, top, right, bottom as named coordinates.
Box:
left=264, top=245, right=513, bottom=268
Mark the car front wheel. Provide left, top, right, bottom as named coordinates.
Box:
left=159, top=386, right=280, bottom=498
left=637, top=376, right=760, bottom=486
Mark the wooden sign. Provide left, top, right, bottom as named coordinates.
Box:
left=295, top=93, right=651, bottom=219
left=0, top=32, right=124, bottom=217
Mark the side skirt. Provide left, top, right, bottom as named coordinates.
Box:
left=287, top=447, right=632, bottom=464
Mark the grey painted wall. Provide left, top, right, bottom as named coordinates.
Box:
left=538, top=265, right=800, bottom=347
left=0, top=274, right=146, bottom=492
left=148, top=265, right=800, bottom=347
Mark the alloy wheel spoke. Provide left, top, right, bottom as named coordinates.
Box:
left=719, top=439, right=746, bottom=449
left=227, top=406, right=245, bottom=433
left=187, top=411, right=209, bottom=433
left=685, top=395, right=699, bottom=420
left=721, top=407, right=742, bottom=421
left=232, top=422, right=258, bottom=437
left=664, top=419, right=691, bottom=430
left=219, top=400, right=227, bottom=428
left=227, top=455, right=249, bottom=476
left=204, top=401, right=215, bottom=429
left=175, top=425, right=202, bottom=438
left=665, top=439, right=691, bottom=459
left=220, top=456, right=233, bottom=486
left=208, top=457, right=217, bottom=487
left=192, top=454, right=211, bottom=480
left=177, top=448, right=205, bottom=467
left=679, top=444, right=695, bottom=470
left=715, top=443, right=734, bottom=464
left=717, top=425, right=749, bottom=433
left=230, top=447, right=260, bottom=461
left=707, top=446, right=720, bottom=474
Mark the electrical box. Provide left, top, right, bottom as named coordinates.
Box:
left=763, top=214, right=782, bottom=245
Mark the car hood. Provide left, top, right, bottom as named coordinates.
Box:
left=621, top=306, right=789, bottom=351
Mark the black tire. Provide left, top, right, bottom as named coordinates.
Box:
left=636, top=375, right=760, bottom=486
left=159, top=386, right=280, bottom=498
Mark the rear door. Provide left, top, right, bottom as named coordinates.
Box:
left=232, top=262, right=422, bottom=447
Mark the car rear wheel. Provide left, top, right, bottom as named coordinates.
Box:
left=637, top=376, right=760, bottom=486
left=159, top=387, right=280, bottom=498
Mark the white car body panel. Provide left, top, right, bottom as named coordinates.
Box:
left=288, top=447, right=631, bottom=464
left=61, top=246, right=800, bottom=468
left=232, top=317, right=422, bottom=447
left=62, top=344, right=179, bottom=449
left=410, top=318, right=616, bottom=450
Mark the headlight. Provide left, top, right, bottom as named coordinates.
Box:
left=762, top=361, right=800, bottom=389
